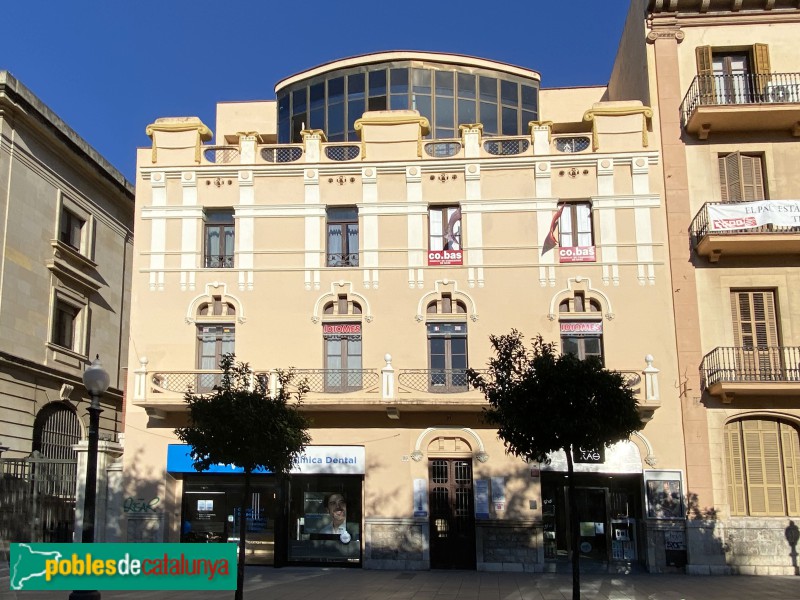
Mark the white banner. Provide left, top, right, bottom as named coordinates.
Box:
left=708, top=199, right=800, bottom=231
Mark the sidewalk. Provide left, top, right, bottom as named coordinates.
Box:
left=3, top=565, right=799, bottom=600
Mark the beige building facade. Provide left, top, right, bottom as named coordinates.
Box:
left=610, top=0, right=800, bottom=575
left=0, top=71, right=134, bottom=543
left=123, top=50, right=689, bottom=572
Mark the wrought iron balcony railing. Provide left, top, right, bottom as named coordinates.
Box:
left=680, top=72, right=800, bottom=127
left=701, top=346, right=800, bottom=390
left=204, top=254, right=234, bottom=268
left=326, top=253, right=359, bottom=268
left=689, top=202, right=799, bottom=245
left=281, top=369, right=379, bottom=394
left=398, top=369, right=479, bottom=394
left=203, top=146, right=240, bottom=164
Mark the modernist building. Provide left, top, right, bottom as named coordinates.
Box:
left=0, top=71, right=134, bottom=543
left=612, top=0, right=800, bottom=575
left=122, top=49, right=689, bottom=572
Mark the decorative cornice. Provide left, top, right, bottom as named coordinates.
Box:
left=583, top=106, right=654, bottom=152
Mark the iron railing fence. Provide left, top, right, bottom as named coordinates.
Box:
left=680, top=72, right=800, bottom=126
left=260, top=146, right=303, bottom=163
left=701, top=346, right=800, bottom=390
left=398, top=369, right=484, bottom=394
left=326, top=253, right=359, bottom=267
left=1, top=453, right=77, bottom=544
left=203, top=146, right=240, bottom=164
left=689, top=202, right=799, bottom=246
left=204, top=253, right=234, bottom=268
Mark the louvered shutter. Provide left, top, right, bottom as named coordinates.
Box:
left=753, top=43, right=771, bottom=95
left=732, top=290, right=779, bottom=379
left=696, top=46, right=715, bottom=104
left=781, top=422, right=800, bottom=515
left=718, top=156, right=729, bottom=202
left=723, top=153, right=743, bottom=202
left=740, top=154, right=766, bottom=201
left=724, top=421, right=747, bottom=515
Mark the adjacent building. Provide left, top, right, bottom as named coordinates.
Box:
left=625, top=0, right=800, bottom=575
left=0, top=71, right=134, bottom=543
left=123, top=50, right=686, bottom=571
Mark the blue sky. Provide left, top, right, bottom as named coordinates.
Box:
left=2, top=1, right=632, bottom=182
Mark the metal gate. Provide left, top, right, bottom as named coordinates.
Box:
left=0, top=452, right=77, bottom=543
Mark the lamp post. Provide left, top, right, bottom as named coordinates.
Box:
left=70, top=355, right=109, bottom=600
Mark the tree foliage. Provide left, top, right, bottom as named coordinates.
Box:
left=467, top=331, right=643, bottom=600
left=175, top=354, right=311, bottom=600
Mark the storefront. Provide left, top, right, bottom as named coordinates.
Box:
left=167, top=444, right=365, bottom=567
left=540, top=442, right=645, bottom=568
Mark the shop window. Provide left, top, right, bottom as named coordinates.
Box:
left=288, top=476, right=362, bottom=564
left=204, top=210, right=235, bottom=268
left=559, top=291, right=603, bottom=365
left=327, top=207, right=359, bottom=267
left=428, top=206, right=462, bottom=266
left=724, top=418, right=800, bottom=516
left=718, top=152, right=766, bottom=202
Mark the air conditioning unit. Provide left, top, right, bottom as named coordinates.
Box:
left=765, top=83, right=800, bottom=103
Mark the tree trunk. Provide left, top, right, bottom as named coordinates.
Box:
left=235, top=469, right=251, bottom=600
left=566, top=445, right=580, bottom=600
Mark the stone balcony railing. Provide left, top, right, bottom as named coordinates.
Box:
left=133, top=354, right=661, bottom=421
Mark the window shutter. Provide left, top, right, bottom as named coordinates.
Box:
left=723, top=152, right=743, bottom=201
left=781, top=422, right=800, bottom=515
left=724, top=421, right=747, bottom=515
left=753, top=43, right=771, bottom=95
left=695, top=46, right=715, bottom=103
left=743, top=421, right=769, bottom=515
left=740, top=155, right=766, bottom=201
left=718, top=156, right=729, bottom=202
left=762, top=422, right=786, bottom=515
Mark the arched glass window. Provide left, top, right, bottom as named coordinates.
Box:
left=724, top=418, right=800, bottom=516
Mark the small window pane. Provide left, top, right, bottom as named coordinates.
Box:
left=521, top=85, right=537, bottom=111
left=348, top=73, right=365, bottom=100
left=458, top=98, right=476, bottom=125
left=369, top=70, right=387, bottom=97
left=479, top=76, right=497, bottom=102
left=501, top=80, right=518, bottom=106
left=480, top=102, right=497, bottom=135
left=413, top=69, right=432, bottom=94
left=436, top=96, right=454, bottom=130
left=458, top=73, right=476, bottom=100
left=435, top=71, right=454, bottom=96
left=390, top=68, right=408, bottom=94
left=501, top=106, right=517, bottom=136
left=310, top=82, right=325, bottom=110
left=292, top=88, right=307, bottom=113
left=328, top=77, right=345, bottom=103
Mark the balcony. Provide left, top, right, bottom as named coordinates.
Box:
left=133, top=355, right=661, bottom=420
left=204, top=253, right=234, bottom=268
left=700, top=346, right=800, bottom=403
left=690, top=201, right=800, bottom=262
left=680, top=73, right=800, bottom=138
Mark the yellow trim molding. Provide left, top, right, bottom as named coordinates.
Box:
left=145, top=117, right=212, bottom=164
left=528, top=120, right=554, bottom=143
left=582, top=106, right=653, bottom=151
left=354, top=113, right=431, bottom=159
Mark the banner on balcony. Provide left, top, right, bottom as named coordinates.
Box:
left=708, top=199, right=800, bottom=231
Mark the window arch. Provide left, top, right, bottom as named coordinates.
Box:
left=724, top=417, right=800, bottom=516
left=427, top=293, right=466, bottom=315
left=33, top=403, right=80, bottom=460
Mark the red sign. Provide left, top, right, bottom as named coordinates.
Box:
left=428, top=249, right=463, bottom=266
left=560, top=321, right=602, bottom=334
left=322, top=323, right=361, bottom=335
left=558, top=246, right=596, bottom=263
left=711, top=216, right=758, bottom=230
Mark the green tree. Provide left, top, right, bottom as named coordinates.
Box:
left=467, top=331, right=642, bottom=600
left=175, top=354, right=311, bottom=600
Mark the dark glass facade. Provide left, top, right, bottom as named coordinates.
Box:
left=277, top=60, right=539, bottom=143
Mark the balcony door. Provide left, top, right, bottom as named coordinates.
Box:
left=429, top=459, right=475, bottom=569
left=731, top=290, right=780, bottom=380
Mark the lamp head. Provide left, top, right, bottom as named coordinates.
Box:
left=83, top=354, right=111, bottom=397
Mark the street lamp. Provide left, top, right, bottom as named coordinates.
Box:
left=70, top=355, right=109, bottom=600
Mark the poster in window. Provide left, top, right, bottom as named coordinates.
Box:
left=644, top=471, right=684, bottom=519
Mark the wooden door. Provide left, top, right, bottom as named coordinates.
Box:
left=429, top=459, right=476, bottom=569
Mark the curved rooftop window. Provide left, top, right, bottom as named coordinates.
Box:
left=276, top=54, right=539, bottom=143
